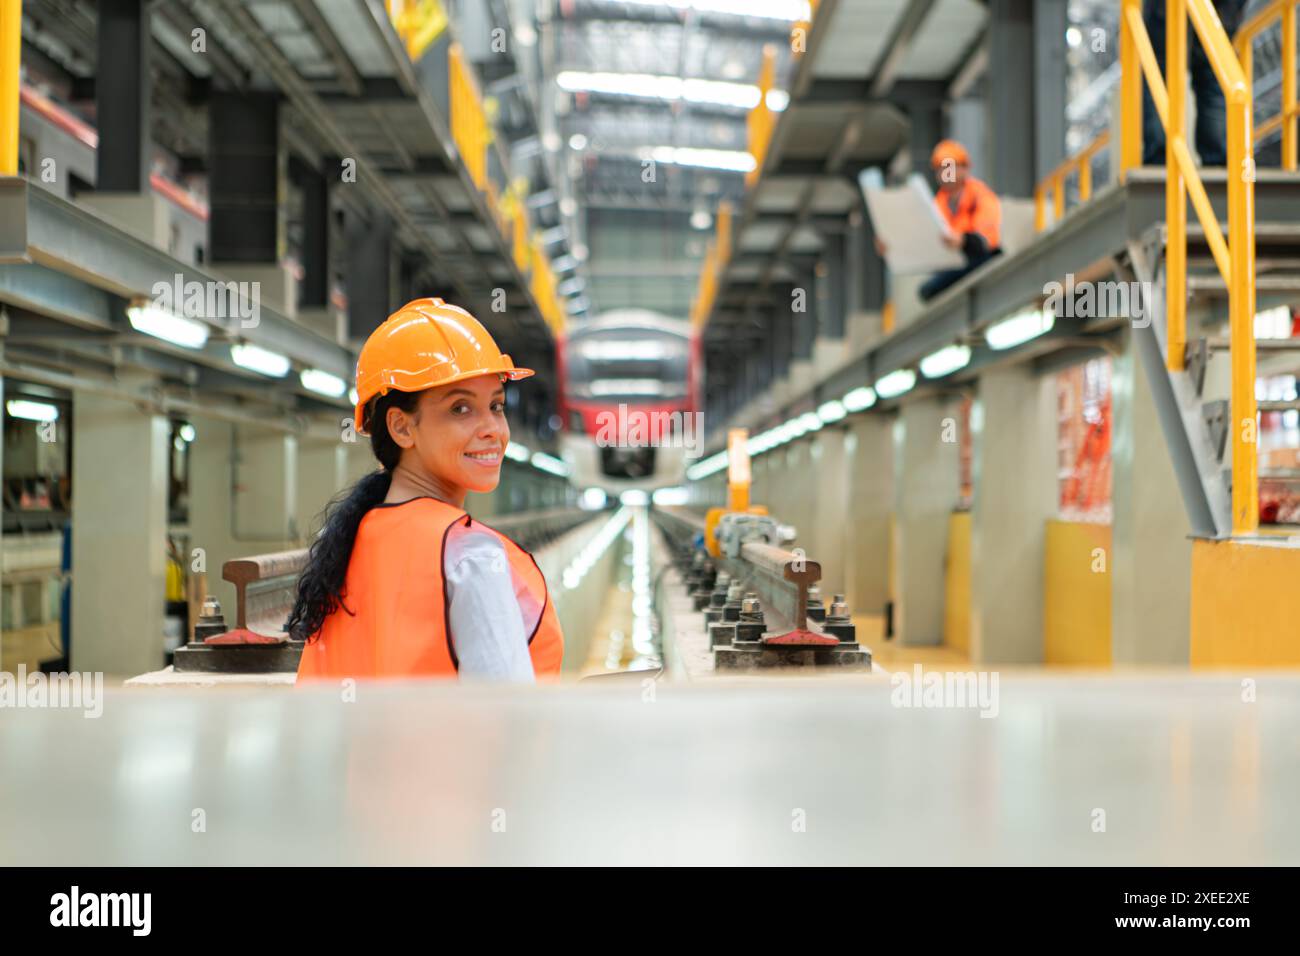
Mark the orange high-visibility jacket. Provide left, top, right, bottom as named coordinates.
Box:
left=297, top=497, right=564, bottom=680
left=934, top=176, right=1001, bottom=252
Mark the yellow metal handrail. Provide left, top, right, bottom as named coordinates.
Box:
left=1, top=0, right=20, bottom=176
left=746, top=45, right=777, bottom=188
left=1044, top=4, right=1259, bottom=534
left=1234, top=0, right=1298, bottom=169
left=690, top=202, right=733, bottom=330
left=1118, top=0, right=1257, bottom=535
left=1034, top=131, right=1111, bottom=230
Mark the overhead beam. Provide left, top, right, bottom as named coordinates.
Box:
left=869, top=0, right=939, bottom=97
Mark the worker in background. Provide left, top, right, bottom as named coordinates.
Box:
left=290, top=298, right=564, bottom=682
left=1141, top=0, right=1248, bottom=166
left=914, top=139, right=1002, bottom=301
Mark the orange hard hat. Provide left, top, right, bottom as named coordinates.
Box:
left=930, top=139, right=970, bottom=169
left=352, top=297, right=534, bottom=434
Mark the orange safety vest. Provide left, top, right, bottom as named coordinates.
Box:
left=296, top=497, right=564, bottom=680
left=934, top=176, right=1001, bottom=251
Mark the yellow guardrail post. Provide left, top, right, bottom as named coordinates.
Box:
left=1216, top=24, right=1259, bottom=535
left=1, top=0, right=20, bottom=177
left=1167, top=0, right=1187, bottom=372
left=1284, top=2, right=1297, bottom=170
left=1120, top=0, right=1144, bottom=176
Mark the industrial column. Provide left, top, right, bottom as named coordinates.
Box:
left=986, top=0, right=1037, bottom=196
left=70, top=381, right=170, bottom=676
left=297, top=437, right=348, bottom=543
left=81, top=0, right=169, bottom=243
left=1110, top=332, right=1191, bottom=663
left=210, top=92, right=296, bottom=317
left=235, top=427, right=299, bottom=544
left=293, top=157, right=342, bottom=341
left=188, top=418, right=300, bottom=611
left=892, top=395, right=961, bottom=646
left=846, top=414, right=893, bottom=633
left=810, top=423, right=851, bottom=597
left=346, top=211, right=394, bottom=343
left=969, top=365, right=1057, bottom=663
left=811, top=230, right=850, bottom=383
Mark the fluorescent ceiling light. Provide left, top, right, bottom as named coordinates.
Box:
left=691, top=209, right=712, bottom=230
left=179, top=423, right=196, bottom=442
left=843, top=386, right=876, bottom=412
left=817, top=400, right=846, bottom=423
left=648, top=146, right=756, bottom=173
left=875, top=368, right=917, bottom=399
left=580, top=487, right=608, bottom=510
left=230, top=342, right=290, bottom=378
left=800, top=411, right=822, bottom=433
left=785, top=416, right=809, bottom=438
left=505, top=442, right=531, bottom=462
left=1255, top=305, right=1292, bottom=339
left=569, top=133, right=588, bottom=151
left=620, top=489, right=649, bottom=506
left=985, top=308, right=1054, bottom=350
left=300, top=368, right=347, bottom=398
left=556, top=70, right=782, bottom=113
left=6, top=399, right=59, bottom=422
left=580, top=340, right=669, bottom=361
left=920, top=343, right=972, bottom=379
left=126, top=300, right=209, bottom=350
left=348, top=387, right=359, bottom=406
left=590, top=379, right=665, bottom=396
left=686, top=450, right=728, bottom=481
left=652, top=486, right=690, bottom=506
left=531, top=451, right=572, bottom=477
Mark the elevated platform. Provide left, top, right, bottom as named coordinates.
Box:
left=714, top=168, right=1300, bottom=435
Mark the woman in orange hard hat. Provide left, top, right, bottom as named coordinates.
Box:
left=289, top=297, right=563, bottom=682
left=918, top=139, right=1002, bottom=301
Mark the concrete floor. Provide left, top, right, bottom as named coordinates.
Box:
left=1, top=674, right=1296, bottom=865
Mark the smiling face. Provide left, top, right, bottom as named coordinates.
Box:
left=385, top=374, right=510, bottom=495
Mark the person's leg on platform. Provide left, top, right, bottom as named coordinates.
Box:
left=1191, top=38, right=1227, bottom=165
left=1141, top=0, right=1167, bottom=166
left=1193, top=0, right=1247, bottom=166
left=919, top=268, right=970, bottom=302
left=918, top=248, right=999, bottom=302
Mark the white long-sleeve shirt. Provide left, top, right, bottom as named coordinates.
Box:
left=443, top=521, right=538, bottom=683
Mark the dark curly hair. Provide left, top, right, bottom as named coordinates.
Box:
left=286, top=389, right=422, bottom=641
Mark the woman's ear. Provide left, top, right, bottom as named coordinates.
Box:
left=385, top=405, right=416, bottom=449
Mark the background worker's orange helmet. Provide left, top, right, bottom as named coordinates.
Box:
left=930, top=139, right=971, bottom=169
left=353, top=297, right=534, bottom=434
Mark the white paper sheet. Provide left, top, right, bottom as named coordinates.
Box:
left=858, top=169, right=965, bottom=275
